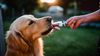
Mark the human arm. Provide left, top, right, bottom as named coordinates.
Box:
left=67, top=9, right=100, bottom=29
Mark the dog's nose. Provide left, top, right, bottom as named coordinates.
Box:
left=46, top=16, right=52, bottom=22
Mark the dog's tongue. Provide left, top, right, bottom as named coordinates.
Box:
left=51, top=21, right=67, bottom=30
left=51, top=24, right=60, bottom=30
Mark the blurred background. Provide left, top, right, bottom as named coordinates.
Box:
left=0, top=0, right=100, bottom=56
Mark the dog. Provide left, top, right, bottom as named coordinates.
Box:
left=5, top=15, right=53, bottom=56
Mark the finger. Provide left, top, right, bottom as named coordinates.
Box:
left=73, top=20, right=82, bottom=29
left=67, top=18, right=73, bottom=23
left=67, top=18, right=75, bottom=26
left=70, top=23, right=75, bottom=29
left=67, top=16, right=77, bottom=26
left=66, top=18, right=73, bottom=26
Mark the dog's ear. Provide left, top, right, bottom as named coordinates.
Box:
left=14, top=31, right=24, bottom=38
left=15, top=31, right=22, bottom=37
left=14, top=31, right=29, bottom=44
left=15, top=31, right=33, bottom=47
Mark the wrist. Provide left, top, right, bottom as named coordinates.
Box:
left=77, top=15, right=89, bottom=24
left=81, top=14, right=93, bottom=23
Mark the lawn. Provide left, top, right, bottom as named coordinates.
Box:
left=43, top=27, right=100, bottom=56
left=3, top=20, right=100, bottom=56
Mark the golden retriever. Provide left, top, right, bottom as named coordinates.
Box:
left=5, top=15, right=53, bottom=56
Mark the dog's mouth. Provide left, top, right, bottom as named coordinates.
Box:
left=41, top=19, right=60, bottom=35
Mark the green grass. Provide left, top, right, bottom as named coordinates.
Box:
left=3, top=21, right=100, bottom=56
left=43, top=28, right=100, bottom=56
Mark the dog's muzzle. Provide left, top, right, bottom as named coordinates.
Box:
left=41, top=16, right=53, bottom=35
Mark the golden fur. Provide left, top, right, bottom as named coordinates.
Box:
left=5, top=15, right=52, bottom=56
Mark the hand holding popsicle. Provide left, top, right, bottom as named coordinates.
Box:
left=66, top=9, right=100, bottom=29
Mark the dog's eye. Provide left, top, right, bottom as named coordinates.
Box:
left=28, top=20, right=35, bottom=25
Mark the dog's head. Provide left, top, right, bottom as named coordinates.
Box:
left=9, top=15, right=53, bottom=40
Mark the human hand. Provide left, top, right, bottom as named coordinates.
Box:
left=67, top=15, right=86, bottom=29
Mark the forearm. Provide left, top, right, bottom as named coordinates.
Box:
left=83, top=9, right=100, bottom=23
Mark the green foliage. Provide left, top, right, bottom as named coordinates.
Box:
left=3, top=20, right=11, bottom=34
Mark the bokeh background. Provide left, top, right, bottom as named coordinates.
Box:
left=0, top=0, right=100, bottom=56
